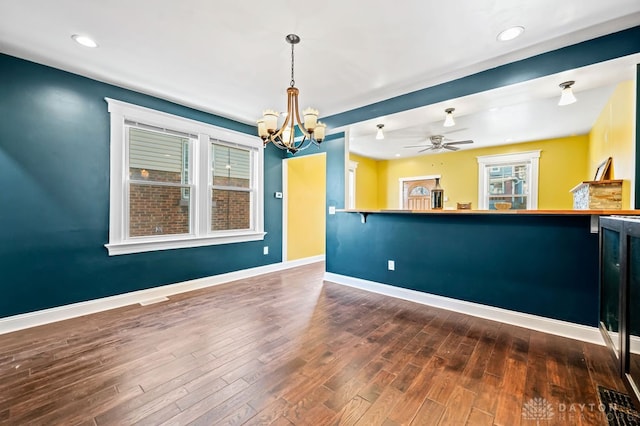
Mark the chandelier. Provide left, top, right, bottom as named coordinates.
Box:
left=257, top=34, right=326, bottom=154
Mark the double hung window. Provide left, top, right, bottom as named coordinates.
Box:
left=105, top=99, right=264, bottom=255
left=477, top=151, right=540, bottom=210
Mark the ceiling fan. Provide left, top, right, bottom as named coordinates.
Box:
left=404, top=135, right=474, bottom=153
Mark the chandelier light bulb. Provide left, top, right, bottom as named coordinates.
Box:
left=315, top=122, right=327, bottom=141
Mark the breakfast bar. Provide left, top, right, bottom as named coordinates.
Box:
left=325, top=209, right=640, bottom=328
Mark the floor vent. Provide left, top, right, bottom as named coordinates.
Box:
left=598, top=385, right=640, bottom=426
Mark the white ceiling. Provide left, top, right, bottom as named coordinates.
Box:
left=348, top=54, right=640, bottom=159
left=1, top=1, right=639, bottom=157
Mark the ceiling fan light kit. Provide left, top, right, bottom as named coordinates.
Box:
left=558, top=80, right=577, bottom=106
left=443, top=108, right=455, bottom=127
left=376, top=124, right=385, bottom=140
left=257, top=34, right=326, bottom=154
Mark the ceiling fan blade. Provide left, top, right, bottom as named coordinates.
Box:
left=417, top=146, right=436, bottom=153
left=445, top=140, right=474, bottom=145
left=443, top=145, right=460, bottom=151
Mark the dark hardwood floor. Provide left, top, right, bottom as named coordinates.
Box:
left=0, top=263, right=627, bottom=425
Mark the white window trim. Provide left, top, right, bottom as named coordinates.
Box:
left=476, top=150, right=540, bottom=210
left=105, top=98, right=265, bottom=256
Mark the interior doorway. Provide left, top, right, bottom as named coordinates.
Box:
left=283, top=153, right=327, bottom=261
left=399, top=175, right=440, bottom=209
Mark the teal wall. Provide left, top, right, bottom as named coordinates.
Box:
left=0, top=53, right=283, bottom=318
left=327, top=213, right=599, bottom=326
left=1, top=25, right=639, bottom=325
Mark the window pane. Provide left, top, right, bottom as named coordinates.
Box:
left=212, top=144, right=251, bottom=188
left=212, top=189, right=251, bottom=231
left=129, top=184, right=190, bottom=237
left=488, top=195, right=527, bottom=210
left=129, top=127, right=189, bottom=183
left=488, top=164, right=528, bottom=196
left=409, top=186, right=429, bottom=196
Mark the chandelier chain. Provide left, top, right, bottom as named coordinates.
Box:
left=290, top=42, right=295, bottom=87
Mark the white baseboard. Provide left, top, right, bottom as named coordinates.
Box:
left=283, top=254, right=325, bottom=267
left=603, top=330, right=640, bottom=354
left=0, top=256, right=325, bottom=335
left=324, top=272, right=604, bottom=346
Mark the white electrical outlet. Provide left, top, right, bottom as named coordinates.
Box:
left=263, top=246, right=269, bottom=255
left=388, top=260, right=395, bottom=271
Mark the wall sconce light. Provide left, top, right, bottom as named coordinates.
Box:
left=443, top=108, right=455, bottom=127
left=558, top=81, right=577, bottom=106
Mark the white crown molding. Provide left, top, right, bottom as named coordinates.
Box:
left=0, top=256, right=325, bottom=335
left=324, top=272, right=604, bottom=345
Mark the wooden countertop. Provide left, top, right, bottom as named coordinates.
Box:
left=338, top=209, right=640, bottom=216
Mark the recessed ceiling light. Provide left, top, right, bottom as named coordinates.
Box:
left=497, top=26, right=524, bottom=42
left=71, top=34, right=98, bottom=48
left=395, top=153, right=401, bottom=157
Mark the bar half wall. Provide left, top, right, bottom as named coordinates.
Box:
left=327, top=211, right=605, bottom=327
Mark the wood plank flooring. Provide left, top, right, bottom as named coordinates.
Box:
left=0, top=262, right=627, bottom=425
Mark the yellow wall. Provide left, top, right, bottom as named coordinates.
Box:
left=377, top=135, right=590, bottom=210
left=286, top=153, right=326, bottom=261
left=349, top=153, right=380, bottom=210
left=589, top=80, right=636, bottom=209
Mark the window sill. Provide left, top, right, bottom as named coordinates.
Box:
left=105, top=231, right=267, bottom=256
